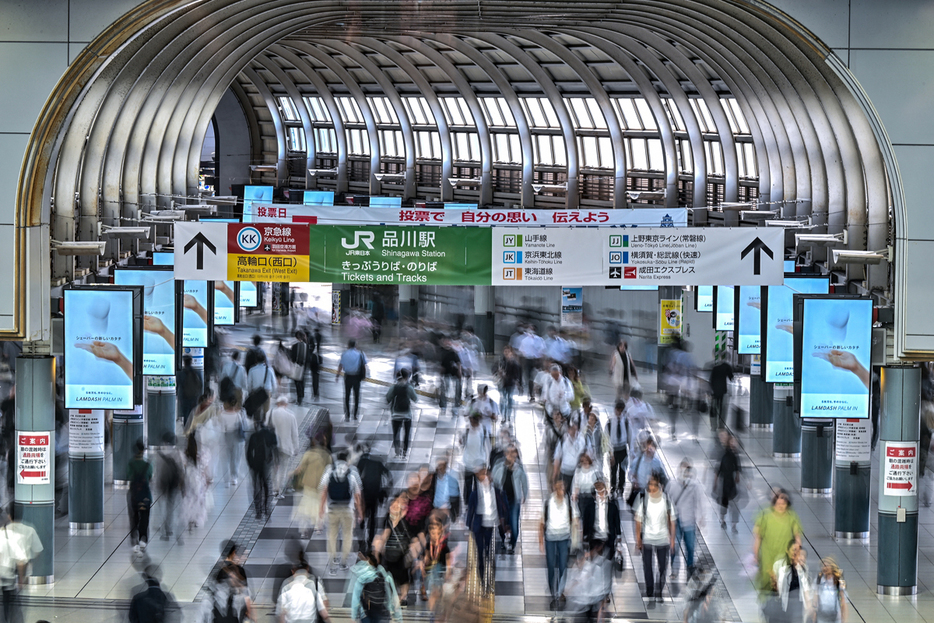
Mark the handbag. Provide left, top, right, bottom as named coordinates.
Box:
left=613, top=538, right=626, bottom=574
left=275, top=349, right=302, bottom=381
left=244, top=368, right=271, bottom=416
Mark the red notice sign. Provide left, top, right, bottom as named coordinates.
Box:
left=883, top=441, right=917, bottom=497
left=16, top=432, right=51, bottom=485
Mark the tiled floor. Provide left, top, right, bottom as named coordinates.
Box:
left=16, top=315, right=934, bottom=622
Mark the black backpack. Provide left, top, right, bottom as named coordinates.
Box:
left=329, top=469, right=352, bottom=503
left=358, top=457, right=390, bottom=503
left=390, top=383, right=411, bottom=414
left=361, top=573, right=388, bottom=614
left=157, top=452, right=182, bottom=493
left=212, top=590, right=242, bottom=623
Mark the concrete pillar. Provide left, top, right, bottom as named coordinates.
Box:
left=473, top=286, right=495, bottom=353
left=800, top=419, right=834, bottom=495
left=272, top=282, right=290, bottom=316
left=749, top=376, right=774, bottom=429
left=67, top=409, right=105, bottom=533
left=13, top=355, right=55, bottom=583
left=877, top=365, right=920, bottom=595
left=113, top=408, right=144, bottom=486
left=399, top=285, right=418, bottom=324
left=147, top=376, right=176, bottom=448
left=773, top=384, right=801, bottom=458
left=834, top=417, right=872, bottom=540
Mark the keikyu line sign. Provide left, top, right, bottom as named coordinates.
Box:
left=229, top=224, right=310, bottom=281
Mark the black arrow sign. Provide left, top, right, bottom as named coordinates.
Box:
left=183, top=232, right=217, bottom=270
left=740, top=237, right=774, bottom=275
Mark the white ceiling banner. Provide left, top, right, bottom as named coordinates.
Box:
left=248, top=204, right=687, bottom=228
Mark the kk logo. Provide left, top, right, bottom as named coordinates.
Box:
left=236, top=227, right=262, bottom=252
left=341, top=231, right=375, bottom=250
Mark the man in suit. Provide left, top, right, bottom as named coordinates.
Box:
left=290, top=331, right=310, bottom=405
left=581, top=478, right=621, bottom=558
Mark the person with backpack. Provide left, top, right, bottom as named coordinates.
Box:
left=156, top=433, right=185, bottom=544
left=356, top=446, right=393, bottom=551
left=491, top=444, right=528, bottom=554
left=385, top=369, right=417, bottom=458
left=275, top=564, right=331, bottom=623
left=219, top=351, right=247, bottom=403
left=635, top=473, right=676, bottom=604
left=244, top=351, right=275, bottom=421
left=246, top=417, right=278, bottom=520
left=351, top=550, right=403, bottom=623
left=628, top=437, right=666, bottom=509
left=127, top=439, right=153, bottom=554
left=667, top=458, right=705, bottom=580
left=606, top=400, right=630, bottom=499
left=199, top=540, right=253, bottom=623
left=539, top=478, right=578, bottom=611
left=319, top=452, right=363, bottom=574
left=129, top=564, right=179, bottom=623
left=289, top=330, right=311, bottom=406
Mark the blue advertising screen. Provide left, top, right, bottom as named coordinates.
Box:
left=736, top=286, right=762, bottom=354
left=304, top=191, right=334, bottom=206
left=369, top=196, right=402, bottom=208
left=714, top=286, right=734, bottom=331
left=240, top=281, right=258, bottom=307
left=215, top=281, right=236, bottom=325
left=64, top=289, right=136, bottom=409
left=798, top=297, right=872, bottom=418
left=696, top=285, right=713, bottom=312
left=152, top=252, right=174, bottom=266
left=764, top=276, right=829, bottom=382
left=444, top=203, right=478, bottom=209
left=114, top=268, right=176, bottom=375
left=242, top=185, right=273, bottom=222
left=182, top=281, right=210, bottom=347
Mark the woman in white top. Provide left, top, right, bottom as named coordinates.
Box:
left=634, top=474, right=676, bottom=603
left=539, top=479, right=578, bottom=610
left=216, top=395, right=247, bottom=486
left=571, top=452, right=600, bottom=504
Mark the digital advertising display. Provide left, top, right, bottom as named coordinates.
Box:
left=240, top=281, right=258, bottom=307
left=695, top=285, right=713, bottom=312
left=114, top=267, right=177, bottom=375
left=304, top=191, right=334, bottom=206
left=762, top=276, right=829, bottom=382
left=64, top=287, right=142, bottom=409
left=795, top=296, right=872, bottom=418
left=369, top=196, right=402, bottom=208
left=181, top=280, right=213, bottom=348
left=620, top=285, right=659, bottom=291
left=152, top=252, right=174, bottom=266
left=736, top=286, right=762, bottom=354
left=214, top=281, right=237, bottom=325
left=784, top=260, right=796, bottom=273
left=242, top=185, right=274, bottom=222
left=713, top=286, right=735, bottom=331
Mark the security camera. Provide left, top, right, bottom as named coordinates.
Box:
left=831, top=248, right=891, bottom=265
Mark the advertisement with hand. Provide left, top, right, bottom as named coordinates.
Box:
left=115, top=268, right=176, bottom=375
left=737, top=286, right=761, bottom=354
left=215, top=280, right=236, bottom=325
left=182, top=281, right=209, bottom=347
left=799, top=297, right=872, bottom=418
left=714, top=286, right=734, bottom=330
left=764, top=277, right=828, bottom=382
left=64, top=289, right=135, bottom=409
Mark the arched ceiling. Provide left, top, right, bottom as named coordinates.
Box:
left=19, top=0, right=897, bottom=292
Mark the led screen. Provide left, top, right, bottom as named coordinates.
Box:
left=444, top=203, right=478, bottom=209
left=64, top=289, right=136, bottom=409
left=242, top=185, right=273, bottom=222
left=153, top=252, right=173, bottom=266
left=736, top=286, right=762, bottom=354
left=215, top=281, right=236, bottom=325
left=784, top=260, right=796, bottom=272
left=798, top=297, right=872, bottom=418
left=304, top=191, right=334, bottom=206
left=182, top=281, right=210, bottom=347
left=763, top=276, right=829, bottom=382
left=114, top=268, right=176, bottom=375
left=714, top=286, right=734, bottom=331
left=369, top=196, right=402, bottom=208
left=619, top=285, right=659, bottom=291
left=696, top=286, right=713, bottom=312
left=240, top=281, right=258, bottom=307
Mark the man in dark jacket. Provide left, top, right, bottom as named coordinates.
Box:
left=355, top=446, right=392, bottom=550
left=177, top=355, right=202, bottom=430
left=129, top=565, right=179, bottom=623
left=708, top=355, right=734, bottom=428
left=290, top=330, right=310, bottom=405
left=246, top=419, right=278, bottom=520
left=465, top=466, right=509, bottom=591
left=581, top=478, right=621, bottom=558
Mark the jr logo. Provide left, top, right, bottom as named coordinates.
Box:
left=341, top=231, right=375, bottom=250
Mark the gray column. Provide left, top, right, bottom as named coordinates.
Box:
left=749, top=376, right=774, bottom=429
left=877, top=365, right=920, bottom=595
left=14, top=355, right=55, bottom=583
left=800, top=419, right=834, bottom=495
left=834, top=418, right=872, bottom=539
left=68, top=409, right=105, bottom=533
left=473, top=286, right=495, bottom=354
left=147, top=376, right=176, bottom=448
left=113, top=409, right=144, bottom=486
left=773, top=384, right=801, bottom=458
left=272, top=282, right=290, bottom=316
left=399, top=285, right=418, bottom=324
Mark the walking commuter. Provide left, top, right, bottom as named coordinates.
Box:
left=177, top=355, right=202, bottom=430
left=465, top=466, right=508, bottom=593
left=128, top=565, right=179, bottom=623
left=128, top=439, right=153, bottom=554
left=267, top=395, right=299, bottom=497
left=770, top=541, right=813, bottom=623
left=246, top=417, right=278, bottom=520
left=290, top=330, right=310, bottom=406
left=219, top=350, right=247, bottom=401
left=753, top=489, right=802, bottom=594
left=609, top=339, right=638, bottom=401
left=553, top=423, right=585, bottom=494
left=460, top=413, right=489, bottom=510
left=580, top=478, right=620, bottom=555
left=539, top=479, right=577, bottom=610
left=667, top=458, right=705, bottom=579
left=571, top=452, right=600, bottom=504
left=275, top=564, right=332, bottom=623
left=437, top=338, right=462, bottom=415
left=350, top=550, right=403, bottom=623
left=582, top=406, right=605, bottom=468
left=319, top=452, right=363, bottom=573
left=628, top=437, right=665, bottom=508
left=244, top=334, right=265, bottom=372
left=517, top=325, right=544, bottom=401
left=217, top=394, right=247, bottom=486
left=418, top=520, right=452, bottom=611
left=624, top=388, right=655, bottom=460
left=386, top=368, right=417, bottom=458
left=180, top=433, right=212, bottom=530
left=245, top=351, right=275, bottom=421
left=156, top=434, right=185, bottom=543
left=337, top=339, right=368, bottom=421
left=715, top=432, right=742, bottom=533
left=606, top=400, right=630, bottom=498
left=542, top=364, right=574, bottom=419
left=467, top=384, right=499, bottom=438
left=635, top=474, right=676, bottom=603
left=495, top=346, right=522, bottom=423
left=708, top=353, right=734, bottom=428
left=356, top=445, right=392, bottom=550
left=491, top=444, right=528, bottom=554
left=292, top=437, right=332, bottom=538
left=308, top=336, right=321, bottom=400
left=432, top=458, right=461, bottom=521
left=380, top=495, right=415, bottom=606
left=814, top=557, right=848, bottom=623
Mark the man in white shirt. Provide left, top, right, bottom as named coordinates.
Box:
left=635, top=474, right=676, bottom=603
left=538, top=479, right=578, bottom=610
left=337, top=339, right=368, bottom=421
left=542, top=364, right=574, bottom=418
left=245, top=352, right=276, bottom=420
left=517, top=327, right=545, bottom=400
left=606, top=400, right=630, bottom=498
left=625, top=388, right=655, bottom=461
left=267, top=395, right=299, bottom=497
left=461, top=413, right=489, bottom=512
left=276, top=568, right=331, bottom=623
left=468, top=384, right=500, bottom=438
left=553, top=424, right=586, bottom=494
